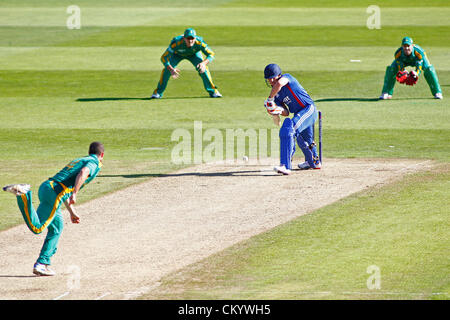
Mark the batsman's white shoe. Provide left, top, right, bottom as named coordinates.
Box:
left=150, top=93, right=161, bottom=99
left=434, top=93, right=443, bottom=99
left=3, top=184, right=31, bottom=196
left=274, top=165, right=291, bottom=175
left=210, top=90, right=222, bottom=98
left=379, top=93, right=392, bottom=100
left=33, top=263, right=56, bottom=276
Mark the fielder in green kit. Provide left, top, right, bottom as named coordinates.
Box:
left=380, top=37, right=443, bottom=100
left=3, top=142, right=104, bottom=276
left=151, top=28, right=222, bottom=99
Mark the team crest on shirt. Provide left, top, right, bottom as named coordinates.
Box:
left=283, top=96, right=291, bottom=105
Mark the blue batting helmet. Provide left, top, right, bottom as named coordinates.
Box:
left=264, top=63, right=282, bottom=79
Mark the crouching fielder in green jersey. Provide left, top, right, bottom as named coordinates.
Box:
left=151, top=28, right=222, bottom=99
left=3, top=142, right=104, bottom=276
left=380, top=37, right=443, bottom=100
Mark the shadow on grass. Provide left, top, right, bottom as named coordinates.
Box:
left=380, top=97, right=436, bottom=101
left=315, top=97, right=380, bottom=102
left=76, top=97, right=151, bottom=102
left=316, top=97, right=436, bottom=102
left=99, top=169, right=273, bottom=179
left=76, top=96, right=208, bottom=102
left=99, top=173, right=162, bottom=178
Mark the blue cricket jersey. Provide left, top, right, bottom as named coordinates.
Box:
left=274, top=73, right=314, bottom=114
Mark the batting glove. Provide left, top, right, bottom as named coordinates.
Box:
left=267, top=106, right=284, bottom=115
left=264, top=97, right=275, bottom=108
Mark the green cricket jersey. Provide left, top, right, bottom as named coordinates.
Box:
left=393, top=44, right=430, bottom=75
left=50, top=154, right=102, bottom=190
left=161, top=35, right=215, bottom=67
left=382, top=43, right=441, bottom=96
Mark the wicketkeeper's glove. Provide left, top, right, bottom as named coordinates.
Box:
left=405, top=71, right=418, bottom=86
left=396, top=70, right=408, bottom=84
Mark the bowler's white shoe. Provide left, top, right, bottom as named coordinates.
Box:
left=150, top=93, right=161, bottom=99
left=379, top=93, right=392, bottom=100
left=274, top=165, right=291, bottom=175
left=210, top=90, right=222, bottom=98
left=3, top=184, right=30, bottom=196
left=33, top=263, right=55, bottom=276
left=435, top=93, right=443, bottom=99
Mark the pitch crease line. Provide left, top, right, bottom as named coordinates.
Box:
left=53, top=291, right=70, bottom=300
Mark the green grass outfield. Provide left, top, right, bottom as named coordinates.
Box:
left=0, top=0, right=449, bottom=299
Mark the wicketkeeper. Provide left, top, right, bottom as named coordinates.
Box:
left=380, top=37, right=443, bottom=100
left=151, top=28, right=222, bottom=99
left=264, top=64, right=321, bottom=175
left=3, top=142, right=104, bottom=276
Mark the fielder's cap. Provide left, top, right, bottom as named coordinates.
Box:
left=184, top=28, right=196, bottom=38
left=402, top=36, right=413, bottom=45
left=264, top=63, right=282, bottom=79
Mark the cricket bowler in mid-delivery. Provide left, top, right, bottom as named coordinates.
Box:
left=3, top=142, right=104, bottom=276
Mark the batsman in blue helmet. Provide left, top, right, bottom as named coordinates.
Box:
left=263, top=63, right=321, bottom=175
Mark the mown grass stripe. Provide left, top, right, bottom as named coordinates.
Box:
left=2, top=26, right=449, bottom=48
left=0, top=0, right=228, bottom=8
left=0, top=46, right=449, bottom=71
left=1, top=0, right=449, bottom=8
left=0, top=127, right=448, bottom=162
left=0, top=70, right=448, bottom=102
left=0, top=7, right=449, bottom=27
left=224, top=0, right=450, bottom=8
